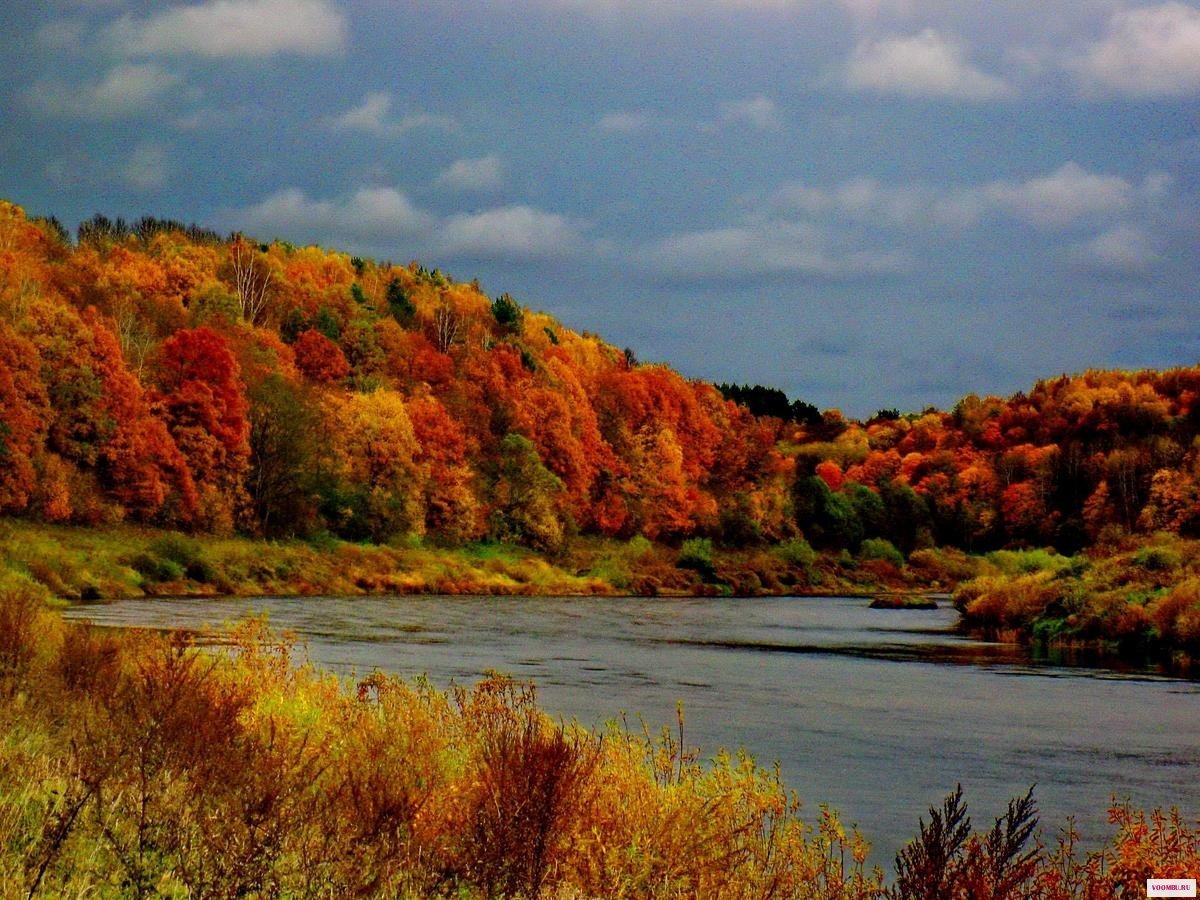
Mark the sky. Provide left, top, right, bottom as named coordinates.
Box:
left=2, top=0, right=1198, bottom=417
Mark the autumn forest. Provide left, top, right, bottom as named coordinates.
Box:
left=2, top=196, right=1200, bottom=894
left=2, top=198, right=1200, bottom=656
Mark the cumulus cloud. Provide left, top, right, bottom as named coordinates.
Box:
left=648, top=220, right=912, bottom=280
left=1071, top=2, right=1200, bottom=96
left=597, top=110, right=652, bottom=133
left=235, top=186, right=431, bottom=240
left=437, top=156, right=505, bottom=192
left=108, top=0, right=345, bottom=57
left=706, top=95, right=783, bottom=132
left=329, top=92, right=458, bottom=136
left=438, top=206, right=586, bottom=260
left=846, top=29, right=1013, bottom=99
left=770, top=177, right=984, bottom=228
left=765, top=162, right=1165, bottom=237
left=984, top=162, right=1133, bottom=228
left=1074, top=223, right=1163, bottom=273
left=233, top=188, right=584, bottom=261
left=26, top=63, right=180, bottom=119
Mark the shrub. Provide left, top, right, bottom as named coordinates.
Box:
left=1150, top=579, right=1200, bottom=653
left=860, top=537, right=905, bottom=568
left=955, top=574, right=1061, bottom=631
left=776, top=537, right=816, bottom=569
left=677, top=538, right=715, bottom=579
left=128, top=552, right=185, bottom=583
left=908, top=547, right=979, bottom=584
left=1133, top=544, right=1182, bottom=572
left=987, top=548, right=1071, bottom=577
left=0, top=585, right=50, bottom=684
left=891, top=785, right=1040, bottom=899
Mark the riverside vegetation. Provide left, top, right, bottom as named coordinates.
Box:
left=4, top=200, right=1200, bottom=661
left=2, top=586, right=1197, bottom=898
left=2, top=199, right=1200, bottom=893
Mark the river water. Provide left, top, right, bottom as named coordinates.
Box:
left=65, top=594, right=1200, bottom=864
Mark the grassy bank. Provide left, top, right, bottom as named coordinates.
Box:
left=954, top=537, right=1200, bottom=668
left=1, top=588, right=1197, bottom=897
left=0, top=519, right=975, bottom=603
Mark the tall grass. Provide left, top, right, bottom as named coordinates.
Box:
left=0, top=588, right=1194, bottom=897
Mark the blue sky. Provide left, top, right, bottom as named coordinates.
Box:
left=3, top=0, right=1198, bottom=416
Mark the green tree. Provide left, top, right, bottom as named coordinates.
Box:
left=490, top=293, right=524, bottom=334
left=489, top=434, right=567, bottom=552
left=792, top=475, right=863, bottom=550
left=386, top=277, right=415, bottom=326
left=246, top=375, right=324, bottom=537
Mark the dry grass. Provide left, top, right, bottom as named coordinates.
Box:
left=0, top=588, right=1195, bottom=897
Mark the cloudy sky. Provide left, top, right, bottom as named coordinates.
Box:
left=3, top=0, right=1199, bottom=415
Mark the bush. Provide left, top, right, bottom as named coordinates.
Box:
left=908, top=547, right=979, bottom=583
left=860, top=538, right=905, bottom=568
left=1133, top=544, right=1182, bottom=572
left=128, top=552, right=185, bottom=583
left=954, top=574, right=1061, bottom=630
left=776, top=537, right=817, bottom=569
left=987, top=548, right=1071, bottom=577
left=677, top=538, right=715, bottom=578
left=1150, top=580, right=1200, bottom=653
left=0, top=585, right=50, bottom=683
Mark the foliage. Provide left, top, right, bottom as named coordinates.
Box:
left=677, top=537, right=716, bottom=579
left=860, top=537, right=905, bottom=568
left=0, top=592, right=1195, bottom=897
left=955, top=531, right=1200, bottom=660
left=9, top=198, right=1200, bottom=609
left=490, top=292, right=524, bottom=333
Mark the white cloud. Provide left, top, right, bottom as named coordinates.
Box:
left=1072, top=2, right=1200, bottom=96
left=233, top=188, right=583, bottom=262
left=770, top=177, right=983, bottom=228
left=331, top=92, right=392, bottom=131
left=984, top=162, right=1133, bottom=227
left=709, top=95, right=783, bottom=131
left=846, top=29, right=1013, bottom=99
left=109, top=0, right=346, bottom=58
left=437, top=156, right=505, bottom=192
left=329, top=92, right=458, bottom=136
left=649, top=221, right=912, bottom=280
left=597, top=110, right=652, bottom=133
left=1075, top=223, right=1163, bottom=273
left=26, top=63, right=180, bottom=119
left=438, top=206, right=586, bottom=260
left=121, top=142, right=172, bottom=190
left=235, top=186, right=430, bottom=240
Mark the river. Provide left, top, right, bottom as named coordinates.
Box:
left=65, top=594, right=1200, bottom=865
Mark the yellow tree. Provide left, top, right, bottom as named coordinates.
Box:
left=332, top=389, right=426, bottom=542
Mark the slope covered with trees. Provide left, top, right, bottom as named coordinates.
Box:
left=3, top=198, right=1200, bottom=658
left=0, top=201, right=793, bottom=550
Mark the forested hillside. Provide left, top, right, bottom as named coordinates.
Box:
left=3, top=198, right=1200, bottom=561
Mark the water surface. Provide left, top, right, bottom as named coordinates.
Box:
left=66, top=594, right=1200, bottom=863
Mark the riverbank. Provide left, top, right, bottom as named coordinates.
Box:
left=8, top=517, right=1199, bottom=669
left=954, top=535, right=1200, bottom=670
left=0, top=519, right=970, bottom=604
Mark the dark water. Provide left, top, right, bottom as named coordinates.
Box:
left=65, top=594, right=1200, bottom=864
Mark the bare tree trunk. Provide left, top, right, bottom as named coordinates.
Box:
left=231, top=240, right=273, bottom=324
left=433, top=305, right=462, bottom=353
